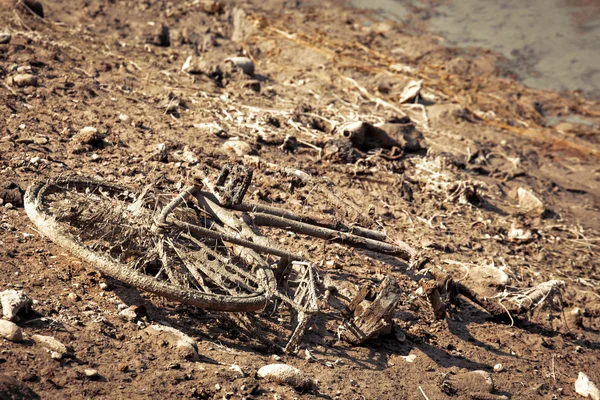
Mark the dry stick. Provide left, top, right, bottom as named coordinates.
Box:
left=232, top=201, right=387, bottom=241
left=248, top=212, right=415, bottom=261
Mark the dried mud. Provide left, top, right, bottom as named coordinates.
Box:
left=0, top=0, right=599, bottom=399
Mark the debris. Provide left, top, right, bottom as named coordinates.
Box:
left=225, top=57, right=255, bottom=76
left=398, top=80, right=422, bottom=103
left=257, top=364, right=312, bottom=390
left=84, top=369, right=101, bottom=379
left=336, top=121, right=399, bottom=152
left=400, top=354, right=416, bottom=363
left=575, top=372, right=600, bottom=400
left=422, top=279, right=446, bottom=319
left=32, top=334, right=69, bottom=357
left=222, top=139, right=253, bottom=157
left=517, top=187, right=545, bottom=216
left=8, top=74, right=38, bottom=87
left=144, top=324, right=200, bottom=361
left=0, top=33, right=11, bottom=45
left=181, top=56, right=208, bottom=74
left=0, top=320, right=23, bottom=342
left=508, top=224, right=533, bottom=241
left=1, top=289, right=32, bottom=320
left=341, top=275, right=401, bottom=344
left=229, top=363, right=245, bottom=377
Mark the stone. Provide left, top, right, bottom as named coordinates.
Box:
left=575, top=372, right=600, bottom=400
left=1, top=290, right=32, bottom=320
left=84, top=369, right=101, bottom=379
left=222, top=140, right=252, bottom=157
left=517, top=187, right=545, bottom=216
left=32, top=334, right=68, bottom=357
left=8, top=74, right=38, bottom=87
left=257, top=364, right=312, bottom=390
left=493, top=363, right=504, bottom=373
left=144, top=324, right=200, bottom=361
left=0, top=320, right=23, bottom=342
left=0, top=33, right=11, bottom=45
left=465, top=265, right=510, bottom=297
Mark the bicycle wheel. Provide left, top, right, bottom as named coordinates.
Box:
left=25, top=176, right=275, bottom=312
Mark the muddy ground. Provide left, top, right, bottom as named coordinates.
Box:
left=1, top=0, right=599, bottom=399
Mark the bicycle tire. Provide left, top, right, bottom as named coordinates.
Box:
left=25, top=177, right=275, bottom=312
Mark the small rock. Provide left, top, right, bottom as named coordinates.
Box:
left=393, top=326, right=406, bottom=343
left=517, top=187, right=545, bottom=216
left=8, top=74, right=38, bottom=87
left=453, top=370, right=495, bottom=394
left=99, top=282, right=108, bottom=290
left=398, top=80, right=422, bottom=104
left=118, top=113, right=130, bottom=123
left=222, top=140, right=252, bottom=157
left=0, top=33, right=11, bottom=45
left=224, top=57, right=255, bottom=76
left=117, top=363, right=129, bottom=372
left=575, top=372, right=600, bottom=400
left=50, top=351, right=62, bottom=360
left=119, top=307, right=138, bottom=321
left=272, top=355, right=281, bottom=361
left=32, top=334, right=68, bottom=356
left=0, top=320, right=23, bottom=342
left=144, top=324, right=200, bottom=361
left=401, top=354, right=416, bottom=363
left=67, top=292, right=79, bottom=302
left=229, top=363, right=245, bottom=377
left=257, top=364, right=312, bottom=390
left=493, top=363, right=504, bottom=373
left=1, top=289, right=32, bottom=320
left=84, top=369, right=101, bottom=379
left=465, top=265, right=510, bottom=297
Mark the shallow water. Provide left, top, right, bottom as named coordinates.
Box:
left=352, top=0, right=600, bottom=99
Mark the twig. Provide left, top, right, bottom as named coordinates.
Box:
left=418, top=386, right=430, bottom=400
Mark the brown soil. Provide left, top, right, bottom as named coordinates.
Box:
left=1, top=0, right=599, bottom=399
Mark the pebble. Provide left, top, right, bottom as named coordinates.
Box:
left=99, top=282, right=108, bottom=290
left=119, top=307, right=138, bottom=321
left=118, top=113, right=130, bottom=123
left=144, top=324, right=200, bottom=361
left=67, top=292, right=80, bottom=302
left=32, top=334, right=68, bottom=357
left=222, top=140, right=252, bottom=157
left=466, top=265, right=510, bottom=297
left=0, top=320, right=23, bottom=342
left=576, top=372, right=600, bottom=400
left=8, top=74, right=38, bottom=87
left=493, top=363, right=504, bottom=373
left=517, top=187, right=545, bottom=216
left=257, top=364, right=312, bottom=390
left=0, top=33, right=11, bottom=45
left=1, top=289, right=32, bottom=320
left=224, top=56, right=255, bottom=76
left=84, top=369, right=101, bottom=379
left=50, top=351, right=62, bottom=360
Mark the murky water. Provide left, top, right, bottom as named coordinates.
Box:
left=352, top=0, right=600, bottom=99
